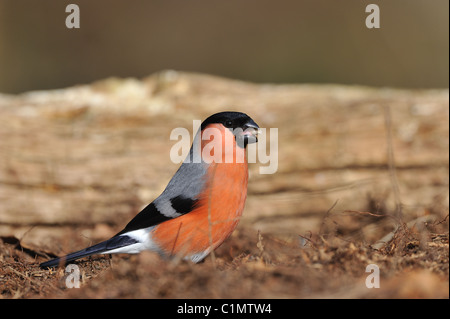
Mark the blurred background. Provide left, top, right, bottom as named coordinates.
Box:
left=0, top=0, right=448, bottom=94
left=0, top=0, right=449, bottom=299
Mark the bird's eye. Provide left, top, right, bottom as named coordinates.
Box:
left=225, top=120, right=233, bottom=127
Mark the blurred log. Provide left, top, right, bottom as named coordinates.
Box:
left=0, top=71, right=448, bottom=252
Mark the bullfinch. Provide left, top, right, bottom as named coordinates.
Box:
left=40, top=111, right=259, bottom=268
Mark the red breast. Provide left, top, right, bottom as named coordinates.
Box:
left=151, top=123, right=249, bottom=258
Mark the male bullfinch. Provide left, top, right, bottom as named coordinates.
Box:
left=40, top=111, right=259, bottom=268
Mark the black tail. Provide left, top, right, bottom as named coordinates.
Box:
left=40, top=235, right=138, bottom=268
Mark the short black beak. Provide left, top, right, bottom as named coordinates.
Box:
left=240, top=119, right=260, bottom=147
left=244, top=119, right=260, bottom=131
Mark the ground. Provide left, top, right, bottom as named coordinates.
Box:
left=0, top=72, right=448, bottom=298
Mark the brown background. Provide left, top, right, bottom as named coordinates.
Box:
left=0, top=73, right=448, bottom=298
left=0, top=0, right=448, bottom=299
left=0, top=0, right=448, bottom=94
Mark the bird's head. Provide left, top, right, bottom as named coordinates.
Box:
left=201, top=111, right=260, bottom=148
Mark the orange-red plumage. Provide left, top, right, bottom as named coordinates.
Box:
left=152, top=123, right=248, bottom=258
